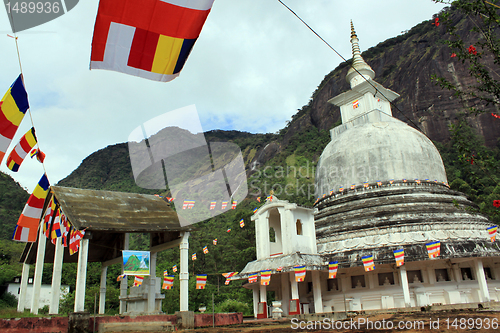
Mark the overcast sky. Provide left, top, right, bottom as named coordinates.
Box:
left=0, top=0, right=447, bottom=192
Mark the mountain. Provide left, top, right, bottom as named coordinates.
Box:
left=0, top=172, right=29, bottom=240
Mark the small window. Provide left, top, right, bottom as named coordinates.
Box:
left=351, top=275, right=365, bottom=288
left=269, top=227, right=276, bottom=242
left=28, top=278, right=33, bottom=284
left=378, top=272, right=394, bottom=286
left=484, top=267, right=493, bottom=280
left=461, top=267, right=474, bottom=281
left=407, top=270, right=423, bottom=284
left=327, top=279, right=338, bottom=291
left=296, top=219, right=303, bottom=235
left=435, top=269, right=450, bottom=282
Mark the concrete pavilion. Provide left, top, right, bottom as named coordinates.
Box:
left=234, top=22, right=500, bottom=317
left=18, top=186, right=195, bottom=315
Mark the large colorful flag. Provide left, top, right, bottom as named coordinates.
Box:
left=133, top=275, right=144, bottom=287
left=260, top=270, right=271, bottom=286
left=328, top=261, right=338, bottom=279
left=294, top=265, right=306, bottom=282
left=487, top=225, right=498, bottom=242
left=196, top=274, right=207, bottom=289
left=362, top=255, right=375, bottom=271
left=90, top=0, right=215, bottom=82
left=203, top=245, right=208, bottom=254
left=163, top=275, right=175, bottom=289
left=426, top=241, right=440, bottom=258
left=239, top=219, right=245, bottom=228
left=0, top=75, right=29, bottom=164
left=248, top=273, right=258, bottom=284
left=209, top=201, right=216, bottom=210
left=6, top=127, right=37, bottom=172
left=14, top=173, right=50, bottom=242
left=393, top=249, right=404, bottom=266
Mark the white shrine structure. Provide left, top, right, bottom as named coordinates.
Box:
left=234, top=23, right=500, bottom=317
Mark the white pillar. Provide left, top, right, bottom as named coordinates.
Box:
left=31, top=226, right=46, bottom=314
left=281, top=273, right=290, bottom=315
left=252, top=288, right=259, bottom=318
left=311, top=271, right=323, bottom=314
left=260, top=283, right=267, bottom=303
left=74, top=239, right=90, bottom=312
left=148, top=252, right=157, bottom=313
left=179, top=232, right=190, bottom=312
left=399, top=266, right=411, bottom=307
left=17, top=263, right=30, bottom=312
left=473, top=259, right=490, bottom=302
left=289, top=272, right=299, bottom=299
left=49, top=239, right=64, bottom=314
left=99, top=265, right=107, bottom=314
left=119, top=233, right=129, bottom=314
left=452, top=264, right=461, bottom=282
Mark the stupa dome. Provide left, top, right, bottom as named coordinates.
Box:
left=315, top=114, right=447, bottom=195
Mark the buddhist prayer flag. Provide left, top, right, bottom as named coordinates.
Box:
left=260, top=270, right=271, bottom=286
left=163, top=275, right=174, bottom=289
left=487, top=225, right=497, bottom=242
left=328, top=261, right=338, bottom=279
left=6, top=127, right=37, bottom=172
left=192, top=253, right=196, bottom=260
left=362, top=255, right=375, bottom=271
left=209, top=201, right=216, bottom=210
left=0, top=75, right=29, bottom=164
left=239, top=219, right=245, bottom=228
left=266, top=195, right=273, bottom=202
left=276, top=267, right=282, bottom=272
left=90, top=0, right=215, bottom=82
left=163, top=269, right=168, bottom=276
left=133, top=275, right=144, bottom=287
left=11, top=225, right=30, bottom=242
left=60, top=211, right=71, bottom=247
left=294, top=265, right=306, bottom=282
left=426, top=241, right=440, bottom=258
left=226, top=228, right=231, bottom=233
left=248, top=273, right=258, bottom=284
left=15, top=173, right=50, bottom=242
left=50, top=208, right=62, bottom=244
left=231, top=201, right=237, bottom=209
left=253, top=208, right=258, bottom=214
left=222, top=272, right=237, bottom=279
left=339, top=187, right=344, bottom=192
left=196, top=274, right=207, bottom=289
left=351, top=184, right=355, bottom=190
left=117, top=274, right=126, bottom=281
left=221, top=201, right=228, bottom=210
left=212, top=238, right=217, bottom=245
left=173, top=265, right=178, bottom=272
left=352, top=99, right=359, bottom=109
left=376, top=181, right=382, bottom=186
left=363, top=181, right=369, bottom=188
left=166, top=197, right=174, bottom=202
left=256, top=197, right=261, bottom=202
left=203, top=246, right=208, bottom=254
left=182, top=200, right=189, bottom=209
left=43, top=197, right=56, bottom=239
left=69, top=229, right=85, bottom=255
left=393, top=249, right=404, bottom=266
left=224, top=279, right=230, bottom=285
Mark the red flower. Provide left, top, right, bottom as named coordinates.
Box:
left=468, top=45, right=477, bottom=55
left=432, top=18, right=440, bottom=27
left=493, top=200, right=500, bottom=208
left=451, top=53, right=457, bottom=58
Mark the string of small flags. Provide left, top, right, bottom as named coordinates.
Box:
left=315, top=178, right=450, bottom=204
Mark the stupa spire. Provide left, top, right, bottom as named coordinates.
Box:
left=346, top=21, right=375, bottom=87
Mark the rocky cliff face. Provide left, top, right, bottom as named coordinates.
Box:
left=279, top=8, right=500, bottom=154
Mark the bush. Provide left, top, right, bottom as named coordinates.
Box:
left=215, top=299, right=251, bottom=315
left=0, top=292, right=18, bottom=309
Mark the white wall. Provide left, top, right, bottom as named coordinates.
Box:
left=7, top=283, right=70, bottom=310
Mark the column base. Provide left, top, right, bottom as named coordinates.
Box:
left=256, top=302, right=267, bottom=319
left=288, top=299, right=300, bottom=315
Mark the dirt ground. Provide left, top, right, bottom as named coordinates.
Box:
left=182, top=309, right=500, bottom=332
